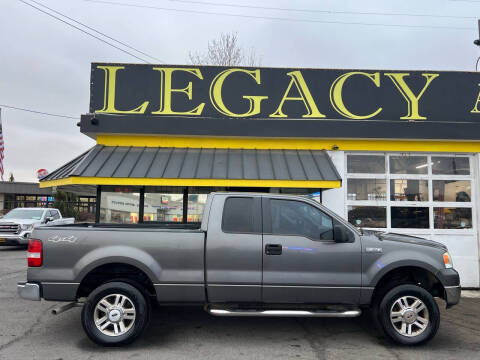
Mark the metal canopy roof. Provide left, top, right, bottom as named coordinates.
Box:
left=40, top=145, right=341, bottom=188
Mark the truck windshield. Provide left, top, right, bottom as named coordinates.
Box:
left=3, top=209, right=44, bottom=220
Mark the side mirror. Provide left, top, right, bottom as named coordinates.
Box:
left=45, top=216, right=54, bottom=223
left=334, top=224, right=350, bottom=243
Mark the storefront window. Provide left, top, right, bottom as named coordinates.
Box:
left=347, top=179, right=386, bottom=201
left=433, top=180, right=471, bottom=202
left=346, top=153, right=474, bottom=231
left=188, top=194, right=208, bottom=222
left=390, top=179, right=428, bottom=202
left=99, top=188, right=141, bottom=224
left=348, top=206, right=386, bottom=228
left=3, top=194, right=16, bottom=212
left=432, top=157, right=470, bottom=175
left=389, top=156, right=428, bottom=174
left=187, top=187, right=228, bottom=222
left=434, top=208, right=472, bottom=229
left=347, top=155, right=385, bottom=174
left=144, top=192, right=184, bottom=222
left=391, top=207, right=429, bottom=228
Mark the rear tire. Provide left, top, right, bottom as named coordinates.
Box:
left=81, top=281, right=150, bottom=346
left=377, top=284, right=440, bottom=345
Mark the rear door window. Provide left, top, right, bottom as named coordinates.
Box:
left=222, top=197, right=256, bottom=233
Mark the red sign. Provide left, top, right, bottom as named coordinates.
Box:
left=37, top=169, right=48, bottom=179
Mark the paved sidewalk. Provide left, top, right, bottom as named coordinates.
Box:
left=461, top=290, right=480, bottom=298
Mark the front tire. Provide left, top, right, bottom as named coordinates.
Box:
left=81, top=281, right=150, bottom=346
left=377, top=284, right=440, bottom=345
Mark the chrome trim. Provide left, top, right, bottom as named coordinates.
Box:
left=208, top=308, right=361, bottom=318
left=42, top=282, right=80, bottom=285
left=17, top=282, right=40, bottom=301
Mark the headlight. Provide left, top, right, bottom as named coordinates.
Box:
left=20, top=224, right=33, bottom=231
left=443, top=252, right=453, bottom=269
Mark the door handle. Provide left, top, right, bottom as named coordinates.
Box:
left=265, top=244, right=282, bottom=255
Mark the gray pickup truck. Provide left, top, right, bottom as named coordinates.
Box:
left=18, top=193, right=460, bottom=346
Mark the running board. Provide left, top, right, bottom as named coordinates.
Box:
left=207, top=308, right=361, bottom=318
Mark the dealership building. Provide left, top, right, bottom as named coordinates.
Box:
left=40, top=64, right=480, bottom=288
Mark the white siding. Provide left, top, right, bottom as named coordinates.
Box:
left=322, top=151, right=345, bottom=218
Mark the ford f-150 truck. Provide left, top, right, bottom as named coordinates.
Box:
left=0, top=208, right=74, bottom=246
left=17, top=193, right=460, bottom=346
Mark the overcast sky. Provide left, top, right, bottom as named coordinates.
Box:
left=1, top=0, right=479, bottom=182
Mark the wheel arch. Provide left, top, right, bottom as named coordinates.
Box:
left=370, top=264, right=446, bottom=305
left=73, top=246, right=162, bottom=299
left=73, top=245, right=162, bottom=283
left=76, top=262, right=157, bottom=299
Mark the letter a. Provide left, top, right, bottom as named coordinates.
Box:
left=471, top=84, right=480, bottom=113
left=270, top=71, right=326, bottom=118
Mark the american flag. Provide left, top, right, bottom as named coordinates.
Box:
left=0, top=108, right=4, bottom=181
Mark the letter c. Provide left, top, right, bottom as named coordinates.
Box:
left=330, top=72, right=382, bottom=119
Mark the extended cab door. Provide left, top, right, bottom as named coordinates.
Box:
left=262, top=197, right=362, bottom=304
left=205, top=195, right=263, bottom=303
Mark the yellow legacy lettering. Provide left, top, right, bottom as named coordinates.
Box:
left=270, top=71, right=326, bottom=118
left=470, top=84, right=480, bottom=113
left=151, top=67, right=205, bottom=116
left=384, top=72, right=439, bottom=120
left=329, top=72, right=382, bottom=119
left=209, top=69, right=268, bottom=117
left=96, top=65, right=149, bottom=114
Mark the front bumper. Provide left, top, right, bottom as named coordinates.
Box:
left=17, top=282, right=41, bottom=301
left=0, top=233, right=31, bottom=246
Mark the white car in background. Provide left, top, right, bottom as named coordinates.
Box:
left=0, top=208, right=74, bottom=246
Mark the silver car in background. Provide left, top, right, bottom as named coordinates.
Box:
left=0, top=208, right=74, bottom=246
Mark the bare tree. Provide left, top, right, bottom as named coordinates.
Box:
left=188, top=32, right=261, bottom=67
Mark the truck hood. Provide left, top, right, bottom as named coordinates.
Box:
left=364, top=230, right=448, bottom=251
left=0, top=219, right=42, bottom=225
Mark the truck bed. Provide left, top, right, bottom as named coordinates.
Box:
left=29, top=223, right=206, bottom=302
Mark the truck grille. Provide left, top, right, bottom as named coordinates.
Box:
left=0, top=224, right=20, bottom=234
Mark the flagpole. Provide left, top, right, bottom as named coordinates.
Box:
left=0, top=108, right=4, bottom=182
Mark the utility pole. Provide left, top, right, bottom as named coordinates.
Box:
left=475, top=20, right=480, bottom=71
left=475, top=20, right=480, bottom=46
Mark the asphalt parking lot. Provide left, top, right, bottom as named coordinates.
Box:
left=1, top=246, right=480, bottom=360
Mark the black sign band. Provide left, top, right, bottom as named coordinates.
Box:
left=87, top=63, right=480, bottom=139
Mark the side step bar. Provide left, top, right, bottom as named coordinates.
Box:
left=207, top=308, right=361, bottom=318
